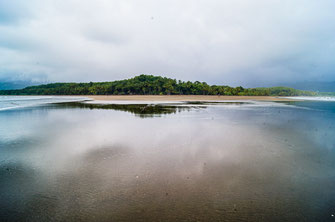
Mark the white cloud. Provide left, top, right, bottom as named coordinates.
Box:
left=0, top=0, right=334, bottom=86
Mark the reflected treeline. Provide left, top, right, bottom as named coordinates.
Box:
left=53, top=102, right=204, bottom=118
left=184, top=101, right=250, bottom=105
left=52, top=101, right=253, bottom=118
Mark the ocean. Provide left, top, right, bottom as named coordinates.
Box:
left=0, top=96, right=334, bottom=221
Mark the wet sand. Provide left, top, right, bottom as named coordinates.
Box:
left=1, top=98, right=334, bottom=221
left=87, top=95, right=298, bottom=102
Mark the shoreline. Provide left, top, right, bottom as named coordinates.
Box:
left=0, top=95, right=304, bottom=102
left=86, top=95, right=299, bottom=102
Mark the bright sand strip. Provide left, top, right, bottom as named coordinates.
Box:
left=87, top=95, right=298, bottom=102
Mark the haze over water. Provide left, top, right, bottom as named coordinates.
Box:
left=0, top=97, right=335, bottom=221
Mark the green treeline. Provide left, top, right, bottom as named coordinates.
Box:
left=0, top=75, right=316, bottom=96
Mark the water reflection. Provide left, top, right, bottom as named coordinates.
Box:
left=52, top=101, right=251, bottom=118
left=0, top=102, right=335, bottom=221
left=53, top=102, right=199, bottom=118
left=184, top=101, right=251, bottom=105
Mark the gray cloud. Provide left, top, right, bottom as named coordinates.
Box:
left=0, top=0, right=334, bottom=86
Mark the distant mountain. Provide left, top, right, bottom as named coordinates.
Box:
left=0, top=80, right=40, bottom=90
left=283, top=82, right=335, bottom=92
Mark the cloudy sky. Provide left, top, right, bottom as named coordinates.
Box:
left=0, top=0, right=334, bottom=86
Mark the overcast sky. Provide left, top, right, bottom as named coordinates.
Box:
left=0, top=0, right=334, bottom=86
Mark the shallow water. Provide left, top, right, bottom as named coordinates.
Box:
left=0, top=98, right=335, bottom=221
left=0, top=96, right=88, bottom=111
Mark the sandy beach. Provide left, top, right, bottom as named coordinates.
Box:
left=87, top=95, right=298, bottom=102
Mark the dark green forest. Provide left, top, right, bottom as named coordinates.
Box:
left=0, top=75, right=316, bottom=96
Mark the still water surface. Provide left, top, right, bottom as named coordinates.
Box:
left=0, top=98, right=335, bottom=221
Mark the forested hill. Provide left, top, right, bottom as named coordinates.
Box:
left=0, top=75, right=316, bottom=96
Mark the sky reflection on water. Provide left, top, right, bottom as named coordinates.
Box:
left=0, top=101, right=335, bottom=221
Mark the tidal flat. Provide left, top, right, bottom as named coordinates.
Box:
left=0, top=97, right=335, bottom=221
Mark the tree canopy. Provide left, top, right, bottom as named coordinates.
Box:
left=0, top=74, right=316, bottom=96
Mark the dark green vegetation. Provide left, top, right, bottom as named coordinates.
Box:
left=0, top=75, right=316, bottom=96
